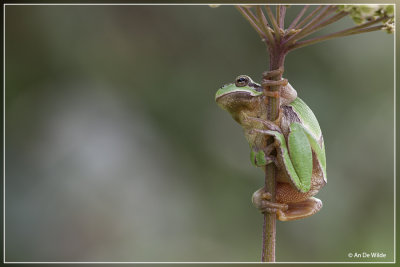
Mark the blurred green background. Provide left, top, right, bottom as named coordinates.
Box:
left=5, top=5, right=394, bottom=262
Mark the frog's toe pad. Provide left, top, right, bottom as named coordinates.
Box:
left=277, top=197, right=322, bottom=221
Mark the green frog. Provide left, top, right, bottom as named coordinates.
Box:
left=215, top=70, right=326, bottom=221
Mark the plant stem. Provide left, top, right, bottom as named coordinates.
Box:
left=259, top=5, right=287, bottom=262
left=261, top=46, right=286, bottom=263
left=262, top=177, right=276, bottom=262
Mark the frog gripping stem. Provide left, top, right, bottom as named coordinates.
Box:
left=261, top=68, right=288, bottom=121
left=261, top=68, right=287, bottom=102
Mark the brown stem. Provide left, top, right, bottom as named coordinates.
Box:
left=261, top=46, right=286, bottom=263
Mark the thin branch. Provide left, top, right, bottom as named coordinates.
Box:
left=278, top=5, right=286, bottom=29
left=308, top=11, right=348, bottom=33
left=295, top=6, right=335, bottom=36
left=276, top=6, right=280, bottom=31
left=295, top=5, right=324, bottom=29
left=289, top=25, right=385, bottom=51
left=288, top=16, right=388, bottom=51
left=265, top=5, right=280, bottom=43
left=242, top=6, right=263, bottom=28
left=343, top=15, right=388, bottom=33
left=256, top=6, right=275, bottom=46
left=285, top=5, right=334, bottom=45
left=287, top=5, right=309, bottom=30
left=292, top=10, right=349, bottom=43
left=236, top=6, right=266, bottom=40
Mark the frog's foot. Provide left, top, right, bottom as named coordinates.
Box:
left=252, top=188, right=288, bottom=214
left=276, top=197, right=323, bottom=221
left=252, top=188, right=322, bottom=221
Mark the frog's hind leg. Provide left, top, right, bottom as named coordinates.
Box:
left=252, top=184, right=323, bottom=221
left=275, top=182, right=323, bottom=221
left=277, top=197, right=322, bottom=221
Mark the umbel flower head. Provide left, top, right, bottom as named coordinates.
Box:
left=338, top=5, right=394, bottom=33
left=224, top=4, right=394, bottom=52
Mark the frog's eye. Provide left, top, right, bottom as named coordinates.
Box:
left=235, top=75, right=250, bottom=87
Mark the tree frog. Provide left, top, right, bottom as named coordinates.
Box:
left=215, top=71, right=326, bottom=221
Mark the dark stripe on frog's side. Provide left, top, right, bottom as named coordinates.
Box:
left=282, top=105, right=301, bottom=123
left=281, top=104, right=301, bottom=138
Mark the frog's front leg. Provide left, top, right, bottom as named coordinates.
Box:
left=252, top=187, right=323, bottom=221
left=250, top=145, right=278, bottom=167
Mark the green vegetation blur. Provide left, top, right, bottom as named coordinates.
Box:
left=5, top=5, right=394, bottom=262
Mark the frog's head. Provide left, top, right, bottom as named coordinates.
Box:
left=215, top=75, right=263, bottom=120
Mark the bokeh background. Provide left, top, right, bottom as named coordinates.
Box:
left=5, top=5, right=394, bottom=262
